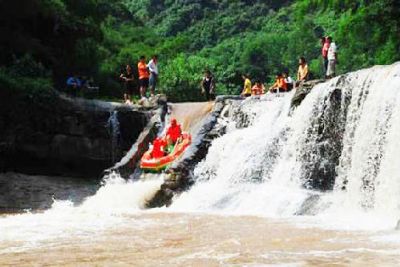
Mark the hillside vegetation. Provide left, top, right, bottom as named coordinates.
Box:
left=0, top=0, right=399, bottom=101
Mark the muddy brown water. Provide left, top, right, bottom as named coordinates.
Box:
left=1, top=212, right=400, bottom=266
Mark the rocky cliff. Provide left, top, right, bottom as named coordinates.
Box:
left=0, top=90, right=153, bottom=178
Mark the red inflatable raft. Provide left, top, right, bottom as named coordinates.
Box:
left=140, top=133, right=192, bottom=172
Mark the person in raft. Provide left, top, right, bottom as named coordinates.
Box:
left=269, top=73, right=287, bottom=93
left=241, top=74, right=252, bottom=97
left=166, top=118, right=182, bottom=145
left=151, top=137, right=167, bottom=158
left=138, top=56, right=150, bottom=100
left=296, top=57, right=309, bottom=88
left=251, top=80, right=265, bottom=96
left=201, top=69, right=216, bottom=101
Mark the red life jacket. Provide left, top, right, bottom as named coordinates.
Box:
left=152, top=138, right=166, bottom=158
left=167, top=124, right=182, bottom=143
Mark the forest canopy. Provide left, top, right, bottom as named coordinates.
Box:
left=0, top=0, right=399, bottom=101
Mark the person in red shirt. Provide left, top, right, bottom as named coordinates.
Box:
left=251, top=80, right=265, bottom=96
left=138, top=56, right=150, bottom=99
left=321, top=36, right=331, bottom=78
left=166, top=118, right=182, bottom=144
left=151, top=137, right=166, bottom=158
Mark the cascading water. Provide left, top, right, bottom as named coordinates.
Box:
left=171, top=63, right=400, bottom=229
left=107, top=110, right=120, bottom=163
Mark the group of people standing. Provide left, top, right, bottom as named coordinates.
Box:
left=120, top=55, right=158, bottom=104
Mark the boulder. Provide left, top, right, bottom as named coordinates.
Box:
left=290, top=80, right=325, bottom=109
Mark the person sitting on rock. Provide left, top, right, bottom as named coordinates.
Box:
left=151, top=137, right=166, bottom=158
left=296, top=57, right=309, bottom=89
left=251, top=80, right=265, bottom=96
left=166, top=118, right=182, bottom=145
left=269, top=73, right=287, bottom=93
left=283, top=71, right=294, bottom=91
left=66, top=74, right=81, bottom=97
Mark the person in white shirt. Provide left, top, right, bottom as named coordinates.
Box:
left=326, top=37, right=338, bottom=79
left=283, top=71, right=294, bottom=91
left=147, top=55, right=158, bottom=96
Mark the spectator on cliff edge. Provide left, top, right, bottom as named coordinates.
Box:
left=138, top=56, right=150, bottom=100
left=147, top=55, right=158, bottom=97
left=326, top=36, right=338, bottom=79
left=201, top=69, right=216, bottom=101
left=321, top=36, right=330, bottom=78
left=241, top=74, right=252, bottom=97
left=119, top=64, right=135, bottom=104
left=66, top=74, right=81, bottom=97
left=251, top=80, right=265, bottom=96
left=269, top=73, right=287, bottom=93
left=296, top=57, right=309, bottom=88
left=283, top=71, right=294, bottom=91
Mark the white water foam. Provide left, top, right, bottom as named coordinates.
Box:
left=0, top=172, right=163, bottom=253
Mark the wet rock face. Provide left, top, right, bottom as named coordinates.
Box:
left=291, top=80, right=325, bottom=109
left=0, top=92, right=150, bottom=178
left=146, top=98, right=228, bottom=208
left=299, top=77, right=351, bottom=191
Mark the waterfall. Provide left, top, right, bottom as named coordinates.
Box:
left=2, top=63, right=400, bottom=238
left=107, top=110, right=120, bottom=163
left=170, top=63, right=400, bottom=229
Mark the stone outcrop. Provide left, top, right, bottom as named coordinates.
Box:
left=290, top=80, right=325, bottom=109
left=112, top=103, right=168, bottom=179
left=0, top=91, right=163, bottom=178
left=146, top=96, right=236, bottom=208
left=298, top=76, right=350, bottom=191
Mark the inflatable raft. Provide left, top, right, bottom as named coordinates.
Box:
left=140, top=133, right=192, bottom=172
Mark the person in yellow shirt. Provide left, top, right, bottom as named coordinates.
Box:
left=296, top=57, right=309, bottom=88
left=241, top=74, right=252, bottom=97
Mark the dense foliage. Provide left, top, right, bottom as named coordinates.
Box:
left=0, top=0, right=399, bottom=101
